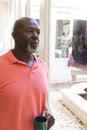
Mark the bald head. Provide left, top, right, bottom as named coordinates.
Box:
left=12, top=17, right=40, bottom=56
left=13, top=17, right=39, bottom=33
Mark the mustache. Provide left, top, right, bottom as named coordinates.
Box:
left=23, top=41, right=39, bottom=48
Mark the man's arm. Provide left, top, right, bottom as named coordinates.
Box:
left=41, top=97, right=55, bottom=129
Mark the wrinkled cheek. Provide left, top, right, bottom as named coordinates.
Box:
left=30, top=44, right=37, bottom=50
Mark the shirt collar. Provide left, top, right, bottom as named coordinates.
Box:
left=7, top=50, right=38, bottom=64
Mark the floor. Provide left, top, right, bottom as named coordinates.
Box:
left=48, top=83, right=87, bottom=130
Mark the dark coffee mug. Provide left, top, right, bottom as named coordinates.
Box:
left=34, top=115, right=48, bottom=130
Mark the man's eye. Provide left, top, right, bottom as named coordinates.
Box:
left=25, top=29, right=33, bottom=33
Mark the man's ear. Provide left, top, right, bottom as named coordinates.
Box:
left=12, top=32, right=17, bottom=39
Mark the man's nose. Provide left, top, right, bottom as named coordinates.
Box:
left=32, top=31, right=38, bottom=38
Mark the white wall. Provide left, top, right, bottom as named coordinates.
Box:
left=0, top=2, right=9, bottom=54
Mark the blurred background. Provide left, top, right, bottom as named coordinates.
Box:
left=0, top=0, right=87, bottom=84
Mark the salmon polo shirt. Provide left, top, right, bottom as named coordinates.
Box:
left=0, top=50, right=48, bottom=130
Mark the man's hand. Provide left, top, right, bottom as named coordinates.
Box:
left=41, top=110, right=55, bottom=130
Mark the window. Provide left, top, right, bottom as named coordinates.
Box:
left=55, top=20, right=71, bottom=58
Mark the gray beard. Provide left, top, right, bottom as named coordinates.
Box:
left=26, top=44, right=37, bottom=53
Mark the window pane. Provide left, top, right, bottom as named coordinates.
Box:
left=55, top=20, right=72, bottom=58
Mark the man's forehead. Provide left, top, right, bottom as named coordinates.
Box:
left=23, top=25, right=40, bottom=32
left=22, top=19, right=39, bottom=28
left=13, top=17, right=40, bottom=32
left=19, top=21, right=40, bottom=32
left=23, top=26, right=40, bottom=32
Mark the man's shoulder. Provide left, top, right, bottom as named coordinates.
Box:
left=36, top=57, right=48, bottom=73
left=37, top=57, right=47, bottom=66
left=0, top=50, right=10, bottom=62
left=33, top=53, right=47, bottom=66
